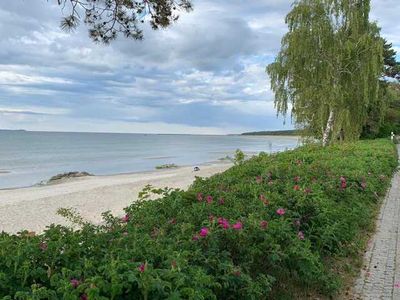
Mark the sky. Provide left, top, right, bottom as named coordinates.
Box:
left=0, top=0, right=399, bottom=135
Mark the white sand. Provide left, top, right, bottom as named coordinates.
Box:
left=0, top=163, right=232, bottom=234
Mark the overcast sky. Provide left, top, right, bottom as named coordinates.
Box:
left=0, top=0, right=398, bottom=134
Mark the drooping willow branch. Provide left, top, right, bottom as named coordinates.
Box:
left=55, top=0, right=192, bottom=43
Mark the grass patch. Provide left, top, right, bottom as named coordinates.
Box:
left=0, top=139, right=397, bottom=299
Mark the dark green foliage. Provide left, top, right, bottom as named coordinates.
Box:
left=56, top=0, right=192, bottom=43
left=0, top=140, right=397, bottom=299
left=383, top=39, right=400, bottom=79
left=362, top=83, right=400, bottom=138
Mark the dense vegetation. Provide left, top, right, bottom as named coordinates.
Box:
left=362, top=83, right=400, bottom=139
left=0, top=139, right=397, bottom=299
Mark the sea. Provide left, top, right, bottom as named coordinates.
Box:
left=0, top=131, right=300, bottom=189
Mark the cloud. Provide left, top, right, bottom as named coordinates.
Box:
left=0, top=0, right=398, bottom=134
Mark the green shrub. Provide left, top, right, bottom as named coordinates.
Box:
left=0, top=140, right=397, bottom=299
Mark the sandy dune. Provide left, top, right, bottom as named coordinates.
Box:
left=0, top=163, right=231, bottom=234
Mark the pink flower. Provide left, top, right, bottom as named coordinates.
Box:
left=395, top=282, right=400, bottom=288
left=138, top=263, right=146, bottom=273
left=256, top=176, right=263, bottom=184
left=218, top=217, right=230, bottom=229
left=293, top=185, right=300, bottom=191
left=80, top=294, right=88, bottom=300
left=232, top=222, right=243, bottom=230
left=218, top=198, right=225, bottom=205
left=294, top=176, right=300, bottom=183
left=192, top=235, right=199, bottom=241
left=70, top=278, right=80, bottom=288
left=276, top=208, right=286, bottom=216
left=121, top=214, right=129, bottom=223
left=206, top=195, right=213, bottom=204
left=199, top=227, right=209, bottom=237
left=39, top=242, right=48, bottom=251
left=197, top=192, right=203, bottom=202
left=297, top=231, right=305, bottom=240
left=260, top=220, right=268, bottom=229
left=340, top=176, right=347, bottom=189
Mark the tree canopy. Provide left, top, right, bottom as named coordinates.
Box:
left=267, top=0, right=384, bottom=146
left=55, top=0, right=192, bottom=43
left=383, top=39, right=400, bottom=80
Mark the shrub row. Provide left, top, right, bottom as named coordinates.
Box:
left=0, top=140, right=397, bottom=299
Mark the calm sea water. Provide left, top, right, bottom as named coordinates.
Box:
left=0, top=131, right=299, bottom=189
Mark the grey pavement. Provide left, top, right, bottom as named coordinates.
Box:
left=352, top=145, right=400, bottom=299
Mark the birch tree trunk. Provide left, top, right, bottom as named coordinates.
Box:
left=322, top=110, right=334, bottom=147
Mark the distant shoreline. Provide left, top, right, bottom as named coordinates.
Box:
left=241, top=130, right=301, bottom=136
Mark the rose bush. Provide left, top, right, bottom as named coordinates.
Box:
left=0, top=139, right=397, bottom=299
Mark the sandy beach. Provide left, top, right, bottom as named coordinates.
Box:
left=0, top=162, right=232, bottom=234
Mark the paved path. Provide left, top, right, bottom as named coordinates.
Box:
left=352, top=145, right=400, bottom=299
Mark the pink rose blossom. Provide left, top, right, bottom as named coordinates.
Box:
left=199, top=227, right=209, bottom=237
left=298, top=231, right=305, bottom=240
left=121, top=214, right=129, bottom=223
left=276, top=208, right=286, bottom=216
left=206, top=195, right=213, bottom=204
left=395, top=282, right=400, bottom=288
left=218, top=217, right=230, bottom=229
left=219, top=198, right=225, bottom=205
left=70, top=279, right=80, bottom=288
left=138, top=263, right=146, bottom=273
left=260, top=220, right=268, bottom=229
left=232, top=222, right=243, bottom=230
left=293, top=185, right=300, bottom=191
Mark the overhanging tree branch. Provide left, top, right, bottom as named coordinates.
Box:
left=53, top=0, right=193, bottom=43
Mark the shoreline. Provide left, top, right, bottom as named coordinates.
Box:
left=0, top=159, right=232, bottom=191
left=0, top=161, right=232, bottom=234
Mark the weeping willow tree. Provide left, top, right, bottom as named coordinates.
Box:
left=267, top=0, right=384, bottom=146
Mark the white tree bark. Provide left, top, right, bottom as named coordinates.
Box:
left=322, top=110, right=334, bottom=147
